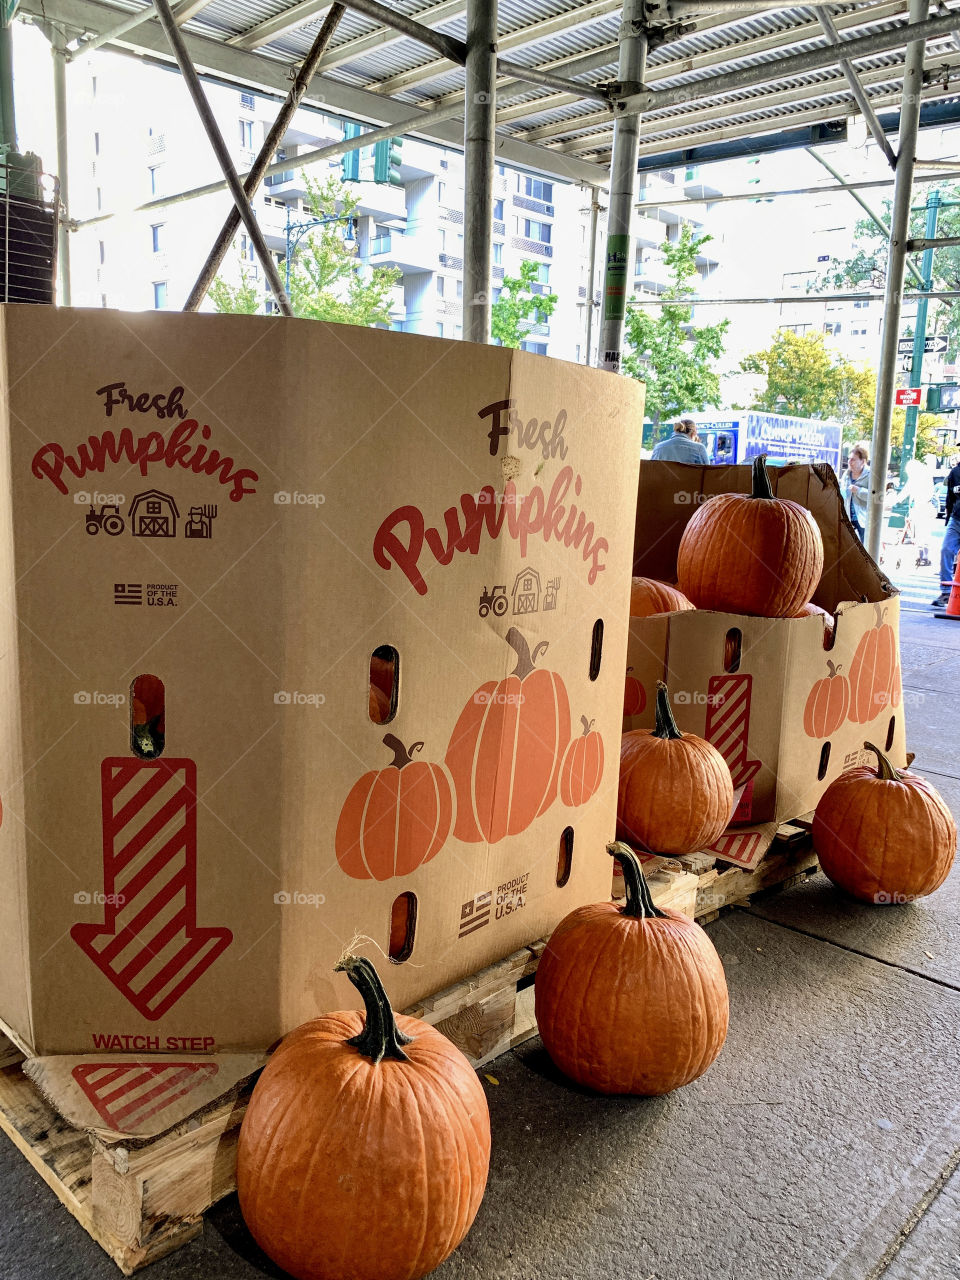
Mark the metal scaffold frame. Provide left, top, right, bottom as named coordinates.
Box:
left=14, top=0, right=960, bottom=487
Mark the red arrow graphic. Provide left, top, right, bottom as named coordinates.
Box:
left=72, top=1060, right=218, bottom=1130
left=704, top=673, right=761, bottom=789
left=71, top=758, right=232, bottom=1021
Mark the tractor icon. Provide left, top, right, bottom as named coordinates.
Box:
left=85, top=504, right=125, bottom=536
left=478, top=584, right=508, bottom=618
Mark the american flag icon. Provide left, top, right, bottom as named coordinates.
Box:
left=458, top=890, right=492, bottom=939
left=72, top=1060, right=219, bottom=1131
left=114, top=583, right=143, bottom=605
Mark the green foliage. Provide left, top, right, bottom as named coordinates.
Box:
left=208, top=268, right=260, bottom=315
left=209, top=174, right=401, bottom=326
left=740, top=329, right=872, bottom=426
left=622, top=225, right=728, bottom=425
left=847, top=380, right=945, bottom=465
left=490, top=260, right=558, bottom=348
left=819, top=185, right=960, bottom=359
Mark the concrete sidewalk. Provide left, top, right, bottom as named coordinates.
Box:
left=1, top=600, right=958, bottom=1280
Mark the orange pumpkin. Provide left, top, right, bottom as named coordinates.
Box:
left=535, top=844, right=729, bottom=1095
left=336, top=734, right=453, bottom=880
left=369, top=684, right=390, bottom=724
left=795, top=601, right=836, bottom=648
left=812, top=743, right=956, bottom=903
left=676, top=454, right=824, bottom=617
left=446, top=626, right=570, bottom=843
left=623, top=667, right=646, bottom=717
left=238, top=955, right=490, bottom=1280
left=847, top=604, right=897, bottom=723
left=370, top=648, right=396, bottom=699
left=559, top=716, right=605, bottom=807
left=630, top=577, right=694, bottom=618
left=803, top=660, right=850, bottom=739
left=618, top=682, right=733, bottom=854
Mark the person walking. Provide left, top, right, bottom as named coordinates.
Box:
left=840, top=441, right=870, bottom=542
left=934, top=454, right=960, bottom=607
left=651, top=418, right=709, bottom=464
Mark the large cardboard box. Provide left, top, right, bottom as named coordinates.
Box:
left=625, top=461, right=906, bottom=867
left=0, top=306, right=641, bottom=1055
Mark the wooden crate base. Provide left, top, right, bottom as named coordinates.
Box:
left=679, top=818, right=820, bottom=923
left=0, top=851, right=800, bottom=1273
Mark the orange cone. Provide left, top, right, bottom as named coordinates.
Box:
left=936, top=553, right=960, bottom=618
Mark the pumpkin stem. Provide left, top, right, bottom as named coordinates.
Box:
left=826, top=660, right=841, bottom=677
left=609, top=843, right=668, bottom=919
left=864, top=741, right=901, bottom=782
left=653, top=681, right=683, bottom=740
left=506, top=626, right=545, bottom=680
left=874, top=603, right=887, bottom=629
left=382, top=733, right=420, bottom=769
left=335, top=954, right=413, bottom=1063
left=751, top=453, right=774, bottom=500
left=580, top=715, right=594, bottom=736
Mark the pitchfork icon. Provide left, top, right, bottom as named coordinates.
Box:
left=185, top=505, right=217, bottom=539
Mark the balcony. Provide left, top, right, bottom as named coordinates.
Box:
left=511, top=236, right=552, bottom=258
left=368, top=229, right=438, bottom=274
left=635, top=254, right=671, bottom=291
left=634, top=212, right=669, bottom=247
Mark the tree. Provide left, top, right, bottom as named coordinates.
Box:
left=490, top=260, right=558, bottom=348
left=210, top=174, right=400, bottom=325
left=739, top=329, right=872, bottom=427
left=847, top=381, right=945, bottom=467
left=819, top=185, right=960, bottom=358
left=622, top=225, right=728, bottom=426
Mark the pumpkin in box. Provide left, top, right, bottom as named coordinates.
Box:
left=676, top=454, right=823, bottom=617
left=237, top=955, right=490, bottom=1280
left=812, top=742, right=956, bottom=903
left=629, top=576, right=694, bottom=617
left=623, top=667, right=646, bottom=716
left=535, top=844, right=729, bottom=1095
left=618, top=682, right=733, bottom=854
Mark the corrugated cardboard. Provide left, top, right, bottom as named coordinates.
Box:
left=0, top=305, right=642, bottom=1055
left=624, top=461, right=906, bottom=868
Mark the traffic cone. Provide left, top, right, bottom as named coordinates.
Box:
left=935, top=553, right=960, bottom=618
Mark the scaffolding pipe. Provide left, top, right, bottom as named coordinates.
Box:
left=463, top=0, right=496, bottom=344
left=615, top=9, right=960, bottom=115
left=68, top=0, right=210, bottom=61
left=49, top=26, right=71, bottom=305
left=599, top=0, right=645, bottom=372
left=496, top=58, right=610, bottom=101
left=584, top=187, right=601, bottom=364
left=151, top=0, right=294, bottom=314
left=816, top=6, right=897, bottom=167
left=625, top=289, right=960, bottom=304
left=338, top=0, right=466, bottom=64
left=867, top=0, right=928, bottom=561
left=184, top=3, right=345, bottom=311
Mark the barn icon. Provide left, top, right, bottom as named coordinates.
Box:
left=129, top=490, right=179, bottom=538
left=512, top=568, right=541, bottom=615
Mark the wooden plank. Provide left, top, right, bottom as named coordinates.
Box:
left=695, top=847, right=819, bottom=919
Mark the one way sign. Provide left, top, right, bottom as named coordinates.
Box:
left=898, top=335, right=948, bottom=355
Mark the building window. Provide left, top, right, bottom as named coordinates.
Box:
left=524, top=219, right=551, bottom=244
left=494, top=198, right=504, bottom=219
left=91, top=76, right=97, bottom=98
left=98, top=240, right=105, bottom=264
left=96, top=187, right=102, bottom=211
left=439, top=229, right=446, bottom=252
left=823, top=322, right=842, bottom=336
left=456, top=279, right=463, bottom=300
left=493, top=242, right=503, bottom=264
left=435, top=323, right=444, bottom=337
left=853, top=299, right=870, bottom=309
left=522, top=341, right=548, bottom=355
left=536, top=263, right=550, bottom=283
left=239, top=119, right=254, bottom=148
left=524, top=177, right=553, bottom=202
left=239, top=234, right=255, bottom=261
left=101, top=293, right=108, bottom=308
left=148, top=166, right=161, bottom=196
left=436, top=276, right=445, bottom=297
left=153, top=281, right=168, bottom=309
left=151, top=224, right=163, bottom=253
left=440, top=157, right=449, bottom=170
left=455, top=324, right=462, bottom=338
left=93, top=132, right=100, bottom=155
left=240, top=91, right=255, bottom=110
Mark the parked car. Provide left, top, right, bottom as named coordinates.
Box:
left=934, top=472, right=948, bottom=519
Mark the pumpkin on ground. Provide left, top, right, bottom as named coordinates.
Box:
left=446, top=626, right=570, bottom=843
left=629, top=577, right=694, bottom=618
left=535, top=843, right=729, bottom=1095
left=812, top=742, right=956, bottom=904
left=803, top=660, right=850, bottom=739
left=676, top=454, right=824, bottom=617
left=238, top=955, right=490, bottom=1280
left=847, top=604, right=897, bottom=723
left=336, top=734, right=453, bottom=880
left=623, top=667, right=646, bottom=717
left=618, top=682, right=733, bottom=854
left=559, top=716, right=605, bottom=807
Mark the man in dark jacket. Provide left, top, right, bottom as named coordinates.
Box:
left=935, top=458, right=960, bottom=606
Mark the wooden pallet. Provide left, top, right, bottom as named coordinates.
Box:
left=680, top=818, right=820, bottom=923
left=0, top=853, right=792, bottom=1273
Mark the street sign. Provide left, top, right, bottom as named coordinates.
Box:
left=897, top=335, right=949, bottom=355
left=895, top=388, right=923, bottom=406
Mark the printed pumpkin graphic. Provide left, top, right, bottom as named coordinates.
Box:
left=803, top=661, right=850, bottom=739
left=560, top=716, right=605, bottom=807
left=623, top=667, right=646, bottom=717
left=848, top=604, right=897, bottom=723
left=336, top=733, right=454, bottom=880
left=446, top=626, right=571, bottom=844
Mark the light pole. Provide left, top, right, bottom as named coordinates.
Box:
left=901, top=188, right=940, bottom=482
left=284, top=207, right=357, bottom=294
